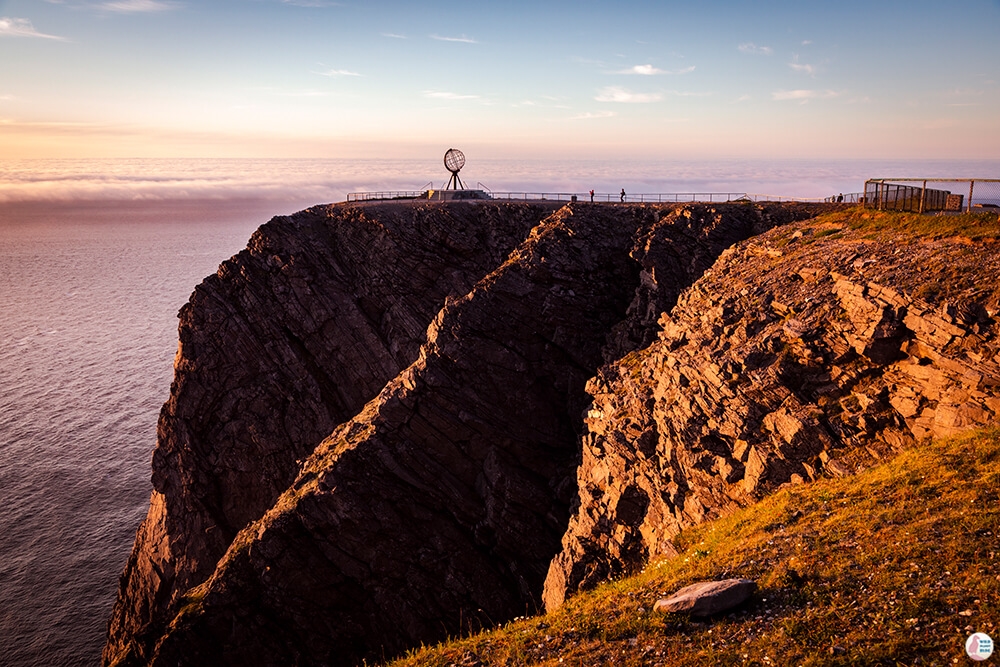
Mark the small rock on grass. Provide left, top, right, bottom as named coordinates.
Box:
left=653, top=579, right=757, bottom=616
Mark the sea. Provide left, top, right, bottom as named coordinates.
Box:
left=1, top=157, right=997, bottom=666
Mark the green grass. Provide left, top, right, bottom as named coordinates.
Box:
left=385, top=427, right=1000, bottom=666
left=806, top=207, right=1000, bottom=242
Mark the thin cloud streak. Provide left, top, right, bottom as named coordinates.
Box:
left=738, top=42, right=772, bottom=55
left=430, top=34, right=477, bottom=43
left=614, top=64, right=696, bottom=76
left=622, top=64, right=665, bottom=75
left=99, top=0, right=180, bottom=12
left=789, top=57, right=816, bottom=76
left=570, top=111, right=615, bottom=120
left=772, top=89, right=839, bottom=102
left=315, top=68, right=361, bottom=77
left=0, top=17, right=66, bottom=39
left=281, top=0, right=341, bottom=6
left=595, top=86, right=662, bottom=103
left=666, top=90, right=713, bottom=98
left=423, top=91, right=480, bottom=100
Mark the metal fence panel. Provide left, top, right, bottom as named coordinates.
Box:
left=864, top=179, right=1000, bottom=213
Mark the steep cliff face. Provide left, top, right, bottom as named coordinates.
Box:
left=106, top=201, right=814, bottom=666
left=543, top=215, right=1000, bottom=609
left=104, top=201, right=560, bottom=665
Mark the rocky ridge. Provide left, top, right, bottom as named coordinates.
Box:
left=543, top=216, right=1000, bottom=609
left=105, top=201, right=1000, bottom=666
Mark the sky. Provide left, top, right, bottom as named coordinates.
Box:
left=1, top=0, right=999, bottom=160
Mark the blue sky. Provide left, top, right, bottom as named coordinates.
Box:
left=1, top=0, right=999, bottom=159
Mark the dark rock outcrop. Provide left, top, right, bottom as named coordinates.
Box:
left=106, top=201, right=813, bottom=665
left=104, top=201, right=560, bottom=665
left=543, top=219, right=1000, bottom=610
left=145, top=204, right=643, bottom=665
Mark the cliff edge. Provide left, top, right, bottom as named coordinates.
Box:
left=105, top=202, right=1000, bottom=665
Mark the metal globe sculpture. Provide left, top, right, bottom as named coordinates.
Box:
left=444, top=148, right=466, bottom=189
left=444, top=148, right=465, bottom=173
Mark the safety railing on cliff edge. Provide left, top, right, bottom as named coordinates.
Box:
left=347, top=191, right=844, bottom=204
left=864, top=179, right=1000, bottom=213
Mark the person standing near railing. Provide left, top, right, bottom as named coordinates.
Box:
left=620, top=188, right=626, bottom=202
left=590, top=189, right=595, bottom=203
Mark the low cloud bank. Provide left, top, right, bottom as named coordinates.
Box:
left=2, top=157, right=996, bottom=204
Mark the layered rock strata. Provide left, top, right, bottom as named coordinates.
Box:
left=106, top=201, right=814, bottom=665
left=104, top=201, right=560, bottom=665
left=544, top=218, right=1000, bottom=609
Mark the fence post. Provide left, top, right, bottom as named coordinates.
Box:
left=968, top=180, right=975, bottom=213
left=919, top=180, right=927, bottom=213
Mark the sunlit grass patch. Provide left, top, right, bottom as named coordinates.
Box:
left=805, top=207, right=1000, bottom=242
left=385, top=426, right=1000, bottom=666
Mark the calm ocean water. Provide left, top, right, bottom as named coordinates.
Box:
left=0, top=157, right=997, bottom=665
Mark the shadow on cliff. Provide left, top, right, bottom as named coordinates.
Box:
left=104, top=201, right=827, bottom=666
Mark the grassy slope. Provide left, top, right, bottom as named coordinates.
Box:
left=802, top=207, right=1000, bottom=243
left=386, top=210, right=1000, bottom=667
left=386, top=427, right=1000, bottom=667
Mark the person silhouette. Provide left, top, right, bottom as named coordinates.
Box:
left=590, top=189, right=595, bottom=203
left=620, top=188, right=626, bottom=202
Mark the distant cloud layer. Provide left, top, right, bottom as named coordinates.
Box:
left=0, top=17, right=65, bottom=39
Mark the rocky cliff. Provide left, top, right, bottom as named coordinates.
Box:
left=543, top=212, right=1000, bottom=609
left=104, top=201, right=560, bottom=665
left=105, top=201, right=1000, bottom=666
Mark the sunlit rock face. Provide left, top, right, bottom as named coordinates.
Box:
left=544, top=219, right=1000, bottom=610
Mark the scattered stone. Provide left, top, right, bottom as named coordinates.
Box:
left=653, top=579, right=757, bottom=616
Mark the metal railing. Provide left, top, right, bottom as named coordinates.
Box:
left=347, top=190, right=428, bottom=202
left=489, top=192, right=756, bottom=203
left=864, top=179, right=1000, bottom=213
left=345, top=191, right=840, bottom=204
left=823, top=192, right=865, bottom=204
